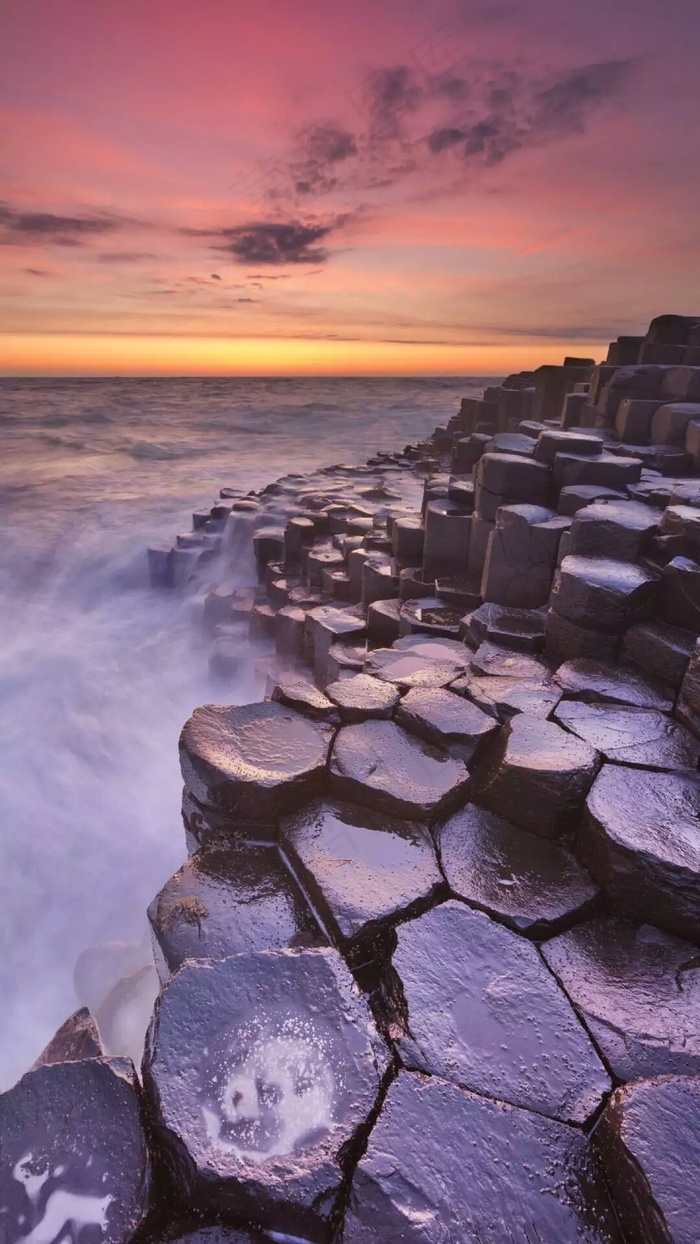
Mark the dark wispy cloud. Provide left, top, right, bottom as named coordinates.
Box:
left=0, top=202, right=122, bottom=246
left=23, top=267, right=52, bottom=277
left=97, top=251, right=157, bottom=262
left=269, top=55, right=637, bottom=204
left=211, top=218, right=347, bottom=266
left=291, top=123, right=358, bottom=195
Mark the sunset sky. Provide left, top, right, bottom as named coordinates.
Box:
left=1, top=0, right=699, bottom=375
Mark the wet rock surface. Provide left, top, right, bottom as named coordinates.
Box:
left=581, top=765, right=700, bottom=943
left=555, top=657, right=675, bottom=711
left=324, top=673, right=399, bottom=722
left=364, top=646, right=466, bottom=689
left=0, top=1057, right=150, bottom=1244
left=554, top=699, right=700, bottom=770
left=542, top=915, right=700, bottom=1081
left=594, top=1076, right=700, bottom=1244
left=395, top=686, right=499, bottom=762
left=382, top=900, right=610, bottom=1122
left=330, top=720, right=470, bottom=821
left=280, top=799, right=443, bottom=965
left=473, top=711, right=600, bottom=837
left=143, top=948, right=388, bottom=1242
left=437, top=803, right=598, bottom=936
left=136, top=314, right=700, bottom=1238
left=343, top=1072, right=621, bottom=1243
left=148, top=842, right=320, bottom=981
left=179, top=702, right=334, bottom=826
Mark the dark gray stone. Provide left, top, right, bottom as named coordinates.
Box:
left=324, top=674, right=399, bottom=722
left=651, top=401, right=700, bottom=445
left=481, top=505, right=567, bottom=608
left=557, top=485, right=627, bottom=517
left=542, top=916, right=700, bottom=1081
left=465, top=602, right=546, bottom=652
left=270, top=681, right=340, bottom=723
left=621, top=618, right=695, bottom=689
left=534, top=429, right=602, bottom=463
left=580, top=765, right=700, bottom=944
left=657, top=555, right=700, bottom=632
left=148, top=843, right=319, bottom=982
left=280, top=800, right=443, bottom=966
left=677, top=639, right=700, bottom=738
left=568, top=500, right=661, bottom=561
left=329, top=720, right=470, bottom=822
left=143, top=949, right=388, bottom=1242
left=398, top=597, right=462, bottom=639
left=452, top=672, right=563, bottom=721
left=437, top=804, right=598, bottom=937
left=342, top=1072, right=621, bottom=1243
left=395, top=687, right=499, bottom=763
left=473, top=711, right=599, bottom=838
left=594, top=1076, right=700, bottom=1244
left=179, top=702, right=334, bottom=826
left=0, top=1058, right=150, bottom=1244
left=555, top=658, right=675, bottom=711
left=383, top=901, right=610, bottom=1122
left=545, top=608, right=620, bottom=667
left=469, top=641, right=552, bottom=682
left=364, top=647, right=467, bottom=690
left=552, top=555, right=659, bottom=634
left=365, top=597, right=401, bottom=645
left=474, top=453, right=550, bottom=521
left=554, top=701, right=699, bottom=771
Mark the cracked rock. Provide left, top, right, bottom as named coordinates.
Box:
left=395, top=687, right=499, bottom=763
left=555, top=658, right=675, bottom=711
left=148, top=842, right=320, bottom=982
left=342, top=1072, right=621, bottom=1243
left=329, top=720, right=470, bottom=821
left=381, top=901, right=610, bottom=1122
left=552, top=555, right=659, bottom=634
left=554, top=700, right=700, bottom=770
left=0, top=1058, right=150, bottom=1244
left=472, top=711, right=599, bottom=838
left=481, top=505, right=568, bottom=608
left=364, top=647, right=467, bottom=690
left=324, top=673, right=399, bottom=722
left=580, top=765, right=700, bottom=943
left=179, top=702, right=334, bottom=827
left=453, top=672, right=563, bottom=721
left=542, top=916, right=700, bottom=1081
left=437, top=804, right=598, bottom=937
left=143, top=948, right=388, bottom=1243
left=280, top=800, right=444, bottom=967
left=594, top=1076, right=700, bottom=1244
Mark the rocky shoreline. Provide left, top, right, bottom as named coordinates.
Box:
left=2, top=312, right=700, bottom=1242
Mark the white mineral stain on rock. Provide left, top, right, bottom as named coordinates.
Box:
left=202, top=1023, right=336, bottom=1162
left=17, top=1190, right=113, bottom=1244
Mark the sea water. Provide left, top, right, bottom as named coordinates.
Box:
left=0, top=374, right=489, bottom=1087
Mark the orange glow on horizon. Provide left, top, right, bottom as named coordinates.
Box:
left=0, top=333, right=606, bottom=377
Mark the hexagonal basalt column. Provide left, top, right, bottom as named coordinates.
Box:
left=329, top=720, right=470, bottom=821
left=472, top=711, right=600, bottom=838
left=0, top=1058, right=150, bottom=1244
left=148, top=842, right=320, bottom=983
left=594, top=1077, right=700, bottom=1244
left=143, top=949, right=388, bottom=1243
left=378, top=901, right=610, bottom=1123
left=542, top=915, right=700, bottom=1081
left=554, top=701, right=699, bottom=771
left=437, top=804, right=598, bottom=937
left=179, top=702, right=334, bottom=829
left=395, top=687, right=499, bottom=764
left=343, top=1072, right=621, bottom=1243
left=280, top=799, right=444, bottom=966
left=579, top=765, right=700, bottom=943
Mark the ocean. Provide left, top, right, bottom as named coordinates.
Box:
left=0, top=374, right=490, bottom=1087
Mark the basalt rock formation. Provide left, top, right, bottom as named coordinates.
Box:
left=6, top=313, right=700, bottom=1242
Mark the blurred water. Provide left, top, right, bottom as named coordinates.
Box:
left=0, top=374, right=489, bottom=1087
